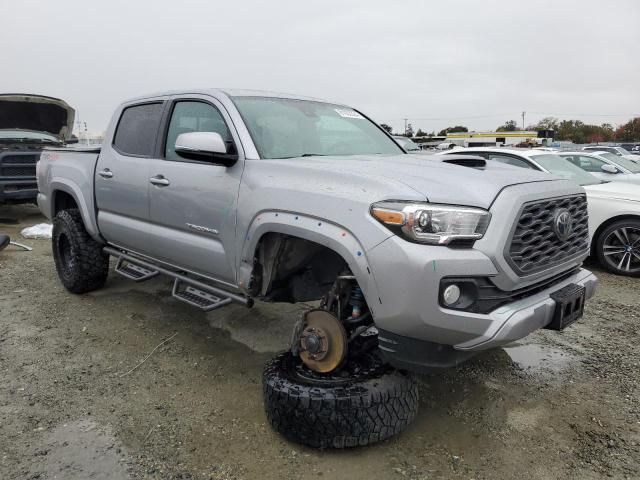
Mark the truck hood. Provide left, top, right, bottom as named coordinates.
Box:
left=584, top=180, right=640, bottom=202
left=271, top=154, right=560, bottom=209
left=0, top=94, right=75, bottom=140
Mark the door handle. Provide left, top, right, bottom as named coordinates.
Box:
left=150, top=175, right=170, bottom=187
left=98, top=168, right=113, bottom=179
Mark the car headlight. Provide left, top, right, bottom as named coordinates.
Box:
left=370, top=201, right=491, bottom=245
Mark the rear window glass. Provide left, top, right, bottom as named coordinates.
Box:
left=113, top=103, right=163, bottom=156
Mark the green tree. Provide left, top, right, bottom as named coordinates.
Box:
left=404, top=123, right=414, bottom=137
left=614, top=118, right=640, bottom=142
left=415, top=128, right=427, bottom=137
left=438, top=125, right=468, bottom=136
left=380, top=123, right=393, bottom=134
left=496, top=120, right=519, bottom=132
left=528, top=117, right=559, bottom=131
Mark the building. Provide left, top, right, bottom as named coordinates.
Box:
left=445, top=130, right=554, bottom=148
left=77, top=131, right=104, bottom=146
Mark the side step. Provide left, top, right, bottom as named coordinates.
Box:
left=103, top=247, right=252, bottom=310
left=172, top=279, right=233, bottom=311
left=115, top=257, right=159, bottom=282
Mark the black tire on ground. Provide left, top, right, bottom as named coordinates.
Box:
left=595, top=219, right=640, bottom=277
left=263, top=351, right=419, bottom=449
left=52, top=209, right=109, bottom=293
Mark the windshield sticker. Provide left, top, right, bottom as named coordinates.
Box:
left=335, top=108, right=364, bottom=119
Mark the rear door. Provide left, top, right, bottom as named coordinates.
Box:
left=145, top=95, right=244, bottom=286
left=95, top=101, right=165, bottom=253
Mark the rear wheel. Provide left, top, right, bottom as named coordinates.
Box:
left=263, top=351, right=419, bottom=449
left=595, top=220, right=640, bottom=277
left=52, top=209, right=109, bottom=293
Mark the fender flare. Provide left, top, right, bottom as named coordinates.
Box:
left=237, top=210, right=382, bottom=315
left=49, top=179, right=101, bottom=241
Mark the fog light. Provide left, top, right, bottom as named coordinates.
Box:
left=443, top=284, right=461, bottom=306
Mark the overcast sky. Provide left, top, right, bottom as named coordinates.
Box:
left=3, top=0, right=639, bottom=135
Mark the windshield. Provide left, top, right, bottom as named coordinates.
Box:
left=615, top=147, right=632, bottom=155
left=232, top=97, right=403, bottom=159
left=531, top=154, right=602, bottom=186
left=598, top=152, right=640, bottom=173
left=394, top=137, right=421, bottom=151
left=0, top=129, right=59, bottom=143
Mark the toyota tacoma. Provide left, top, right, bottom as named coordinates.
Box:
left=37, top=89, right=597, bottom=448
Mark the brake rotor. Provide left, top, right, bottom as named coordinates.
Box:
left=298, top=309, right=348, bottom=373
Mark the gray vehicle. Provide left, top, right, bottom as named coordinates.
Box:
left=37, top=89, right=597, bottom=448
left=0, top=94, right=75, bottom=205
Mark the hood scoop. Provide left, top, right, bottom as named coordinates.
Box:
left=441, top=156, right=486, bottom=169
left=0, top=94, right=75, bottom=140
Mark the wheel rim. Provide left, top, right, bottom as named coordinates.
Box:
left=286, top=352, right=387, bottom=387
left=602, top=226, right=640, bottom=273
left=57, top=232, right=75, bottom=277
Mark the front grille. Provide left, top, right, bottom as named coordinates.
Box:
left=507, top=195, right=589, bottom=275
left=1, top=166, right=36, bottom=177
left=4, top=183, right=37, bottom=192
left=2, top=155, right=38, bottom=165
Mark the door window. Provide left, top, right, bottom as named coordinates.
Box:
left=113, top=103, right=164, bottom=157
left=165, top=101, right=232, bottom=161
left=562, top=155, right=607, bottom=172
left=487, top=153, right=537, bottom=169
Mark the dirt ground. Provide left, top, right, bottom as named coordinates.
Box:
left=1, top=204, right=639, bottom=480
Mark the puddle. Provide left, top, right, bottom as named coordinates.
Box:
left=503, top=343, right=575, bottom=373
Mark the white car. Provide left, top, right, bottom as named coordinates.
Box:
left=439, top=147, right=640, bottom=276
left=557, top=151, right=640, bottom=185
left=582, top=145, right=640, bottom=162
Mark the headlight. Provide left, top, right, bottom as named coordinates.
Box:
left=370, top=201, right=491, bottom=245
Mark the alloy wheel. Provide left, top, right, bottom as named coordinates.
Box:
left=602, top=226, right=640, bottom=274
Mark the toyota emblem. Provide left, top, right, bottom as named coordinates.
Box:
left=553, top=208, right=573, bottom=241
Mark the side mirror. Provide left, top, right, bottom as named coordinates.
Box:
left=175, top=132, right=238, bottom=167
left=65, top=137, right=79, bottom=145
left=601, top=164, right=619, bottom=174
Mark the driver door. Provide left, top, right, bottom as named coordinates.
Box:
left=145, top=96, right=244, bottom=286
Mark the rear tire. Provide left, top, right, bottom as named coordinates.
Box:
left=595, top=219, right=640, bottom=277
left=52, top=209, right=109, bottom=293
left=263, top=351, right=419, bottom=448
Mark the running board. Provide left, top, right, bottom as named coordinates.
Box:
left=103, top=246, right=252, bottom=309
left=172, top=279, right=233, bottom=311
left=115, top=257, right=159, bottom=281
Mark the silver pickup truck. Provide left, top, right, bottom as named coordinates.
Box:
left=37, top=89, right=597, bottom=448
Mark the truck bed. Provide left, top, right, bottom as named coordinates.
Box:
left=37, top=146, right=102, bottom=239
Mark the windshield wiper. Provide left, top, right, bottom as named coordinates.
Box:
left=300, top=153, right=327, bottom=157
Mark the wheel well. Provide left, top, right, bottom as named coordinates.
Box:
left=591, top=214, right=640, bottom=255
left=250, top=232, right=349, bottom=303
left=53, top=190, right=78, bottom=215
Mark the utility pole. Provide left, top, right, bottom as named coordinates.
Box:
left=521, top=111, right=526, bottom=130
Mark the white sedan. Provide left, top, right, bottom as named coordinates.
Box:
left=557, top=151, right=640, bottom=184
left=582, top=145, right=640, bottom=162
left=439, top=147, right=640, bottom=276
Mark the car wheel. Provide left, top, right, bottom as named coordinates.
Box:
left=263, top=351, right=419, bottom=448
left=52, top=209, right=109, bottom=293
left=595, top=219, right=640, bottom=277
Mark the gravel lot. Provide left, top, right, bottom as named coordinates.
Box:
left=1, top=204, right=639, bottom=480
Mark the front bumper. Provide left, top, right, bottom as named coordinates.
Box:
left=0, top=179, right=38, bottom=204
left=366, top=236, right=597, bottom=371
